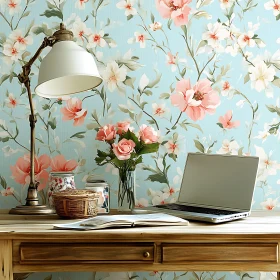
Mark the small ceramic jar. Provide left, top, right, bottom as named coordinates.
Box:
left=85, top=179, right=110, bottom=214
left=48, top=172, right=76, bottom=208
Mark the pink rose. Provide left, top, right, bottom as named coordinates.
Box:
left=60, top=97, right=87, bottom=126
left=139, top=124, right=159, bottom=144
left=96, top=124, right=116, bottom=141
left=116, top=121, right=133, bottom=135
left=10, top=154, right=51, bottom=191
left=112, top=138, right=136, bottom=160
left=50, top=155, right=78, bottom=172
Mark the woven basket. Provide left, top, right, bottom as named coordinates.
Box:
left=52, top=189, right=99, bottom=219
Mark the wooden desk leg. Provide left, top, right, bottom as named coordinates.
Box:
left=277, top=272, right=280, bottom=280
left=0, top=240, right=13, bottom=280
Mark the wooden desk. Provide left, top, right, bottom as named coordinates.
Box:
left=0, top=211, right=280, bottom=280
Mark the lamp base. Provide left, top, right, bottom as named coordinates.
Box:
left=9, top=205, right=56, bottom=215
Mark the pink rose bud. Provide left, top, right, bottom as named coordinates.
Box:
left=116, top=121, right=134, bottom=135
left=96, top=124, right=116, bottom=141
left=139, top=124, right=159, bottom=144
left=112, top=138, right=136, bottom=160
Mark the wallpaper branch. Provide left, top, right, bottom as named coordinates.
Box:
left=0, top=0, right=280, bottom=279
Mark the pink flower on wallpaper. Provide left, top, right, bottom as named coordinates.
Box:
left=60, top=97, right=87, bottom=126
left=218, top=110, right=240, bottom=129
left=116, top=121, right=133, bottom=135
left=155, top=0, right=192, bottom=26
left=50, top=155, right=78, bottom=172
left=112, top=138, right=136, bottom=160
left=187, top=79, right=220, bottom=121
left=139, top=124, right=159, bottom=144
left=10, top=154, right=51, bottom=191
left=96, top=124, right=116, bottom=141
left=171, top=79, right=220, bottom=121
left=170, top=78, right=201, bottom=113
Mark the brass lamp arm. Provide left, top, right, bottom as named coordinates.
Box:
left=17, top=36, right=55, bottom=205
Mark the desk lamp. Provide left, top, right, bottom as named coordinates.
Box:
left=9, top=23, right=102, bottom=215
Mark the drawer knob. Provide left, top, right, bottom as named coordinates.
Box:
left=143, top=251, right=150, bottom=258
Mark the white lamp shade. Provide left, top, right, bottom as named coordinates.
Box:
left=35, top=41, right=102, bottom=98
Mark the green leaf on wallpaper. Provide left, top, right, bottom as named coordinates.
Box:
left=277, top=14, right=280, bottom=20
left=217, top=122, right=223, bottom=128
left=127, top=15, right=133, bottom=21
left=22, top=51, right=31, bottom=60
left=143, top=90, right=152, bottom=96
left=194, top=139, right=205, bottom=153
left=160, top=93, right=170, bottom=99
left=196, top=40, right=207, bottom=53
left=42, top=104, right=50, bottom=110
left=167, top=18, right=172, bottom=30
left=151, top=13, right=155, bottom=23
left=48, top=118, right=57, bottom=130
left=193, top=11, right=211, bottom=19
left=272, top=77, right=280, bottom=87
left=218, top=276, right=226, bottom=280
left=0, top=175, right=7, bottom=189
left=32, top=24, right=53, bottom=36
left=0, top=74, right=9, bottom=86
left=0, top=33, right=6, bottom=44
left=40, top=9, right=63, bottom=20
left=146, top=172, right=168, bottom=184
left=70, top=131, right=86, bottom=139
left=22, top=11, right=30, bottom=19
left=147, top=69, right=162, bottom=88
left=124, top=76, right=135, bottom=89
left=47, top=1, right=56, bottom=9
left=119, top=104, right=129, bottom=113
left=180, top=67, right=186, bottom=77
left=266, top=105, right=280, bottom=116
left=244, top=73, right=250, bottom=84
left=185, top=122, right=203, bottom=132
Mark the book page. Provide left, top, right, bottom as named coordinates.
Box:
left=54, top=213, right=188, bottom=230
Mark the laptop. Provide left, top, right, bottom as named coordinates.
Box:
left=143, top=153, right=259, bottom=223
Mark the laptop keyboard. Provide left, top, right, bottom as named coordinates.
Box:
left=155, top=204, right=239, bottom=216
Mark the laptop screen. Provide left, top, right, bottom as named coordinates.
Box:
left=178, top=153, right=259, bottom=211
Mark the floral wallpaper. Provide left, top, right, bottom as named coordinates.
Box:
left=0, top=0, right=280, bottom=279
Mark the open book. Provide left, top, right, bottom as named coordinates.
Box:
left=53, top=213, right=189, bottom=230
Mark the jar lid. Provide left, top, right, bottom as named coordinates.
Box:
left=50, top=172, right=74, bottom=176
left=86, top=174, right=106, bottom=183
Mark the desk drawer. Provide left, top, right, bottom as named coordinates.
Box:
left=162, top=243, right=278, bottom=263
left=20, top=243, right=154, bottom=263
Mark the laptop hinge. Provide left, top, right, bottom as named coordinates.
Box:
left=177, top=201, right=249, bottom=212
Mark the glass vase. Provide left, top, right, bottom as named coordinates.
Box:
left=118, top=169, right=135, bottom=212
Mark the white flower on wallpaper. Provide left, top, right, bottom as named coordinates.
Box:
left=219, top=0, right=235, bottom=10
left=217, top=140, right=240, bottom=155
left=72, top=18, right=91, bottom=43
left=87, top=30, right=107, bottom=48
left=264, top=0, right=280, bottom=16
left=260, top=197, right=279, bottom=210
left=75, top=0, right=89, bottom=10
left=255, top=146, right=280, bottom=182
left=116, top=0, right=137, bottom=16
left=248, top=61, right=275, bottom=95
left=102, top=61, right=127, bottom=93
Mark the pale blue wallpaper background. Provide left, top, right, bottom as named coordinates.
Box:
left=0, top=0, right=280, bottom=279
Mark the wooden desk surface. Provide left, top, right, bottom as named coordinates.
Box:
left=0, top=211, right=279, bottom=280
